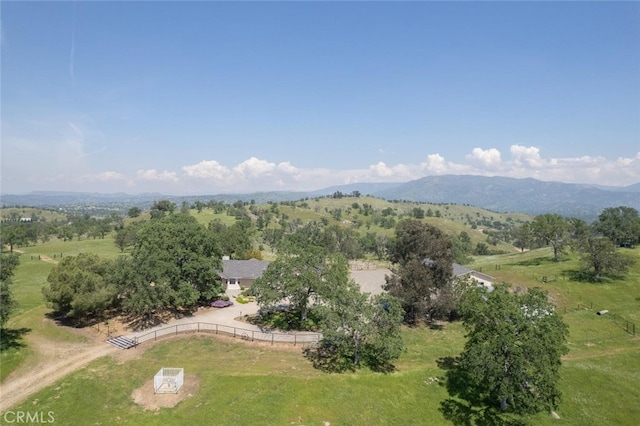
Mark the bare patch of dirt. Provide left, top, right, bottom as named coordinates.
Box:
left=131, top=374, right=200, bottom=411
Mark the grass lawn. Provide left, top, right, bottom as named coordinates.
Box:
left=8, top=328, right=464, bottom=426
left=8, top=320, right=639, bottom=425
left=17, top=235, right=122, bottom=260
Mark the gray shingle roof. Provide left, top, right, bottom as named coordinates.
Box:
left=452, top=263, right=474, bottom=277
left=219, top=259, right=270, bottom=280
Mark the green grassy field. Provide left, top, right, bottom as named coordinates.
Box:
left=7, top=329, right=465, bottom=425
left=2, top=218, right=639, bottom=424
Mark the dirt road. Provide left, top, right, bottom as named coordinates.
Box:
left=0, top=341, right=118, bottom=413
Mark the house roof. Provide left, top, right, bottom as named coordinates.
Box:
left=219, top=259, right=270, bottom=280
left=452, top=263, right=495, bottom=283
left=452, top=263, right=474, bottom=277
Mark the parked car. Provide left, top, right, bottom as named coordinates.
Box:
left=210, top=299, right=234, bottom=308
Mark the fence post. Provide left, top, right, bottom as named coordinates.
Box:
left=252, top=331, right=254, bottom=341
left=272, top=334, right=274, bottom=345
left=198, top=322, right=200, bottom=332
left=155, top=330, right=157, bottom=341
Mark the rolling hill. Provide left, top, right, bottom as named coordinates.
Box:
left=2, top=175, right=638, bottom=220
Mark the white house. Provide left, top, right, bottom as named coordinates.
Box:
left=218, top=258, right=270, bottom=290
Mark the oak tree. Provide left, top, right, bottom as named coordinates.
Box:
left=0, top=253, right=20, bottom=327
left=384, top=219, right=453, bottom=324
left=531, top=214, right=568, bottom=261
left=444, top=285, right=568, bottom=418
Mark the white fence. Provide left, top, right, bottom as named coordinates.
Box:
left=132, top=322, right=321, bottom=347
left=154, top=367, right=184, bottom=394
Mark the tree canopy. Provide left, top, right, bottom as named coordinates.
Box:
left=252, top=236, right=333, bottom=323
left=0, top=253, right=20, bottom=328
left=594, top=206, right=640, bottom=247
left=125, top=213, right=223, bottom=311
left=43, top=253, right=117, bottom=320
left=443, top=285, right=568, bottom=420
left=573, top=235, right=636, bottom=281
left=531, top=213, right=568, bottom=261
left=311, top=279, right=405, bottom=372
left=42, top=212, right=224, bottom=326
left=384, top=219, right=453, bottom=324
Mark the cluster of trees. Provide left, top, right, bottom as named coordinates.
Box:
left=0, top=253, right=20, bottom=328
left=514, top=207, right=639, bottom=280
left=1, top=212, right=124, bottom=252
left=43, top=213, right=224, bottom=326
left=252, top=226, right=404, bottom=372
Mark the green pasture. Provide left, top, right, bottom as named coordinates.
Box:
left=6, top=323, right=639, bottom=425
left=1, top=231, right=639, bottom=424
left=16, top=234, right=122, bottom=260
left=191, top=209, right=239, bottom=227
left=7, top=329, right=464, bottom=426
left=470, top=247, right=640, bottom=321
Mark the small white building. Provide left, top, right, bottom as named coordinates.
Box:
left=452, top=263, right=495, bottom=292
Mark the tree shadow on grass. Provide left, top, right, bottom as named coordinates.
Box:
left=303, top=341, right=357, bottom=373
left=564, top=268, right=631, bottom=284
left=125, top=313, right=166, bottom=331
left=0, top=327, right=31, bottom=352
left=436, top=356, right=525, bottom=426
left=302, top=340, right=398, bottom=374
left=440, top=399, right=525, bottom=426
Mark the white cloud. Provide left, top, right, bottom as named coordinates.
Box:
left=424, top=154, right=448, bottom=174
left=233, top=157, right=276, bottom=178
left=177, top=157, right=308, bottom=193
left=3, top=138, right=639, bottom=194
left=467, top=147, right=502, bottom=168
left=91, top=171, right=127, bottom=181
left=510, top=145, right=543, bottom=168
left=182, top=160, right=230, bottom=180
left=369, top=162, right=394, bottom=177
left=136, top=169, right=179, bottom=182
left=276, top=161, right=300, bottom=175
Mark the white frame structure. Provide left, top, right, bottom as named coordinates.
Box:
left=153, top=367, right=184, bottom=394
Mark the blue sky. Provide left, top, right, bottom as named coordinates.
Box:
left=2, top=1, right=639, bottom=195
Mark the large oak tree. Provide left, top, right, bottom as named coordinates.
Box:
left=532, top=213, right=569, bottom=261
left=444, top=285, right=568, bottom=419
left=384, top=219, right=453, bottom=324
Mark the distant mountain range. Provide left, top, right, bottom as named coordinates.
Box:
left=2, top=175, right=639, bottom=221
